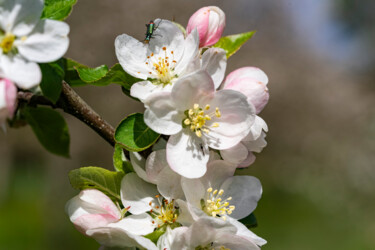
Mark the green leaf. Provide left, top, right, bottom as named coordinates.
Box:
left=39, top=60, right=64, bottom=103
left=144, top=227, right=167, bottom=244
left=75, top=64, right=142, bottom=90
left=213, top=31, right=256, bottom=58
left=23, top=107, right=70, bottom=157
left=113, top=144, right=134, bottom=173
left=68, top=166, right=125, bottom=202
left=42, top=0, right=77, bottom=21
left=115, top=113, right=160, bottom=152
left=239, top=213, right=258, bottom=228
left=63, top=58, right=88, bottom=87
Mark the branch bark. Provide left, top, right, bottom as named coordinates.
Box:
left=17, top=81, right=117, bottom=148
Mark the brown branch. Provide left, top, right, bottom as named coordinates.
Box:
left=17, top=82, right=118, bottom=149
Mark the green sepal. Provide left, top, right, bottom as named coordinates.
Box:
left=22, top=106, right=70, bottom=157
left=41, top=0, right=77, bottom=21
left=68, top=166, right=125, bottom=202
left=113, top=144, right=134, bottom=173
left=239, top=213, right=258, bottom=228
left=115, top=113, right=160, bottom=152
left=213, top=31, right=256, bottom=58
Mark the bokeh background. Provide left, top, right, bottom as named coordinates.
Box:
left=1, top=0, right=375, bottom=249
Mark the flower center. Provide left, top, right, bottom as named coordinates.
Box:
left=0, top=33, right=15, bottom=54
left=146, top=47, right=177, bottom=86
left=183, top=104, right=221, bottom=138
left=149, top=195, right=179, bottom=227
left=201, top=187, right=235, bottom=221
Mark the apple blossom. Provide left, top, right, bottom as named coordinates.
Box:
left=186, top=6, right=226, bottom=48
left=222, top=67, right=269, bottom=114
left=66, top=189, right=157, bottom=249
left=158, top=218, right=261, bottom=250
left=0, top=0, right=70, bottom=89
left=144, top=70, right=255, bottom=178
left=0, top=77, right=16, bottom=128
left=115, top=19, right=200, bottom=102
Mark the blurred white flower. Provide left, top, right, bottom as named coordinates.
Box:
left=0, top=0, right=70, bottom=89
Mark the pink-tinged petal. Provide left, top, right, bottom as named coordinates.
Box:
left=73, top=214, right=119, bottom=235
left=203, top=89, right=255, bottom=150
left=237, top=151, right=256, bottom=168
left=223, top=67, right=268, bottom=87
left=201, top=47, right=227, bottom=89
left=223, top=67, right=269, bottom=114
left=167, top=131, right=209, bottom=179
left=220, top=143, right=248, bottom=166
left=220, top=176, right=262, bottom=220
left=79, top=189, right=121, bottom=219
left=145, top=150, right=167, bottom=184
left=144, top=92, right=183, bottom=135
left=115, top=34, right=149, bottom=80
left=120, top=173, right=158, bottom=215
left=4, top=78, right=17, bottom=118
left=186, top=7, right=210, bottom=47
left=204, top=6, right=226, bottom=47
left=171, top=70, right=215, bottom=111
left=87, top=227, right=157, bottom=250
left=186, top=6, right=225, bottom=47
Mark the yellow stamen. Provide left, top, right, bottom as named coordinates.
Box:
left=0, top=33, right=15, bottom=54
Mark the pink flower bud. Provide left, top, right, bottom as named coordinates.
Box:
left=0, top=78, right=17, bottom=123
left=186, top=6, right=225, bottom=48
left=222, top=67, right=269, bottom=114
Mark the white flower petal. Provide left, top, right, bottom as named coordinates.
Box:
left=145, top=149, right=167, bottom=184
left=154, top=158, right=184, bottom=200
left=171, top=70, right=215, bottom=111
left=0, top=0, right=43, bottom=36
left=174, top=28, right=199, bottom=75
left=78, top=189, right=121, bottom=219
left=144, top=91, right=183, bottom=135
left=129, top=152, right=150, bottom=183
left=167, top=131, right=209, bottom=179
left=109, top=214, right=155, bottom=235
left=87, top=227, right=157, bottom=250
left=243, top=116, right=268, bottom=141
left=220, top=143, right=249, bottom=165
left=201, top=47, right=227, bottom=89
left=204, top=89, right=255, bottom=150
left=220, top=176, right=262, bottom=220
left=215, top=232, right=260, bottom=250
left=180, top=177, right=206, bottom=209
left=203, top=160, right=237, bottom=189
left=17, top=19, right=69, bottom=63
left=223, top=67, right=268, bottom=88
left=243, top=132, right=267, bottom=153
left=0, top=54, right=41, bottom=89
left=175, top=199, right=195, bottom=226
left=115, top=34, right=149, bottom=79
left=130, top=80, right=173, bottom=102
left=148, top=19, right=185, bottom=61
left=120, top=173, right=158, bottom=215
left=227, top=217, right=267, bottom=246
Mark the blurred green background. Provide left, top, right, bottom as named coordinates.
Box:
left=1, top=0, right=375, bottom=249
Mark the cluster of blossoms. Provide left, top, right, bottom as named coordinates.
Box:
left=0, top=0, right=69, bottom=128
left=67, top=6, right=270, bottom=250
